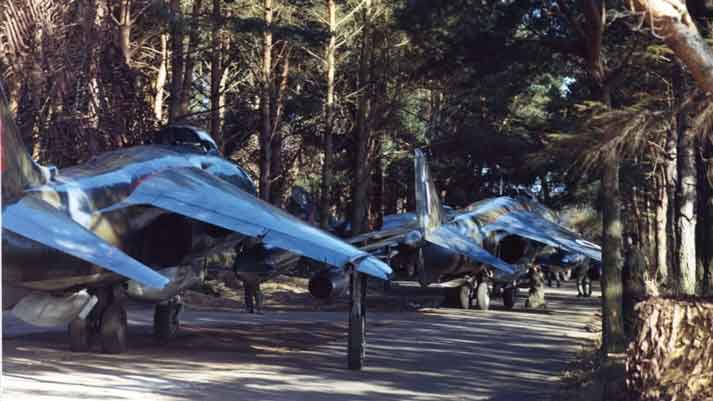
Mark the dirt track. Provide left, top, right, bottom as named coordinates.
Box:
left=2, top=283, right=598, bottom=401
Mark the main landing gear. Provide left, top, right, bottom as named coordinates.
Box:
left=443, top=277, right=491, bottom=310
left=68, top=286, right=128, bottom=354
left=68, top=288, right=184, bottom=353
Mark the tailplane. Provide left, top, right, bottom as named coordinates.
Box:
left=1, top=84, right=47, bottom=202
left=414, top=149, right=445, bottom=236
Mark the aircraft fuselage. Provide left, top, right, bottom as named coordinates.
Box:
left=2, top=144, right=256, bottom=306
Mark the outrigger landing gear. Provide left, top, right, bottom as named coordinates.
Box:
left=68, top=286, right=128, bottom=354
left=154, top=297, right=182, bottom=340
left=347, top=270, right=367, bottom=370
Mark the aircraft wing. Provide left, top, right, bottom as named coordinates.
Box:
left=103, top=167, right=392, bottom=280
left=2, top=197, right=169, bottom=288
left=426, top=226, right=517, bottom=275
left=480, top=210, right=602, bottom=261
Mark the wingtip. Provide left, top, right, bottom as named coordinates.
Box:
left=355, top=255, right=393, bottom=280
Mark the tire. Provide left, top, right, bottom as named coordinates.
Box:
left=100, top=303, right=128, bottom=354
left=503, top=287, right=516, bottom=310
left=154, top=302, right=181, bottom=340
left=458, top=284, right=472, bottom=309
left=476, top=282, right=490, bottom=311
left=69, top=318, right=92, bottom=352
left=583, top=277, right=593, bottom=297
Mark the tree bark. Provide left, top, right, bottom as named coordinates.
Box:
left=180, top=0, right=203, bottom=117
left=269, top=48, right=291, bottom=204
left=320, top=0, right=337, bottom=229
left=676, top=111, right=698, bottom=295
left=696, top=151, right=712, bottom=294
left=601, top=153, right=627, bottom=354
left=666, top=118, right=680, bottom=283
left=371, top=132, right=385, bottom=229
left=258, top=0, right=273, bottom=201
left=168, top=0, right=184, bottom=122
left=117, top=0, right=131, bottom=66
left=654, top=170, right=669, bottom=284
left=629, top=0, right=713, bottom=93
left=153, top=33, right=168, bottom=122
left=210, top=0, right=222, bottom=147
left=350, top=0, right=373, bottom=236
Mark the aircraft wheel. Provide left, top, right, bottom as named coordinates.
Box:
left=68, top=318, right=92, bottom=352
left=100, top=303, right=128, bottom=354
left=583, top=277, right=593, bottom=297
left=503, top=287, right=516, bottom=310
left=476, top=282, right=490, bottom=311
left=154, top=301, right=182, bottom=340
left=458, top=284, right=473, bottom=309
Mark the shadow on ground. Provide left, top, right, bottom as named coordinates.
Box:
left=2, top=282, right=599, bottom=401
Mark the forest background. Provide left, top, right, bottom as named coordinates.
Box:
left=1, top=0, right=712, bottom=354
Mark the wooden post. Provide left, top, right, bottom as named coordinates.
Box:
left=347, top=270, right=367, bottom=370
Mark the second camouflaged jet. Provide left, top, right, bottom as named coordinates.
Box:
left=349, top=149, right=600, bottom=310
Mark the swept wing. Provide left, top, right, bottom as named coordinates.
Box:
left=480, top=210, right=602, bottom=261
left=3, top=197, right=169, bottom=288
left=103, top=167, right=392, bottom=279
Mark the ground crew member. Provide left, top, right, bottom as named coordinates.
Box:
left=525, top=264, right=546, bottom=309
left=573, top=261, right=592, bottom=297
left=242, top=275, right=263, bottom=314
left=234, top=238, right=269, bottom=314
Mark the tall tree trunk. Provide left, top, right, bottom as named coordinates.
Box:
left=153, top=33, right=168, bottom=121
left=696, top=151, right=712, bottom=294
left=601, top=153, right=627, bottom=354
left=180, top=0, right=202, bottom=117
left=210, top=0, right=222, bottom=147
left=168, top=0, right=184, bottom=122
left=117, top=0, right=131, bottom=66
left=676, top=112, right=698, bottom=295
left=320, top=0, right=337, bottom=229
left=258, top=0, right=273, bottom=201
left=371, top=132, right=385, bottom=229
left=350, top=0, right=373, bottom=235
left=666, top=120, right=679, bottom=282
left=654, top=170, right=669, bottom=284
left=269, top=48, right=290, bottom=204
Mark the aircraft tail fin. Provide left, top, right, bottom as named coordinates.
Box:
left=414, top=149, right=445, bottom=236
left=1, top=84, right=47, bottom=202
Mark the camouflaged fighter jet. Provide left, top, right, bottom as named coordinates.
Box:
left=1, top=90, right=390, bottom=368
left=348, top=149, right=600, bottom=310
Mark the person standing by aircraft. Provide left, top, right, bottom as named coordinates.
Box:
left=573, top=260, right=592, bottom=297
left=233, top=239, right=270, bottom=314
left=243, top=277, right=263, bottom=314
left=525, top=264, right=546, bottom=309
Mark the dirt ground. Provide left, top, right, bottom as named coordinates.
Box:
left=2, top=281, right=599, bottom=401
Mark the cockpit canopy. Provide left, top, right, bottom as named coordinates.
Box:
left=152, top=125, right=219, bottom=154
